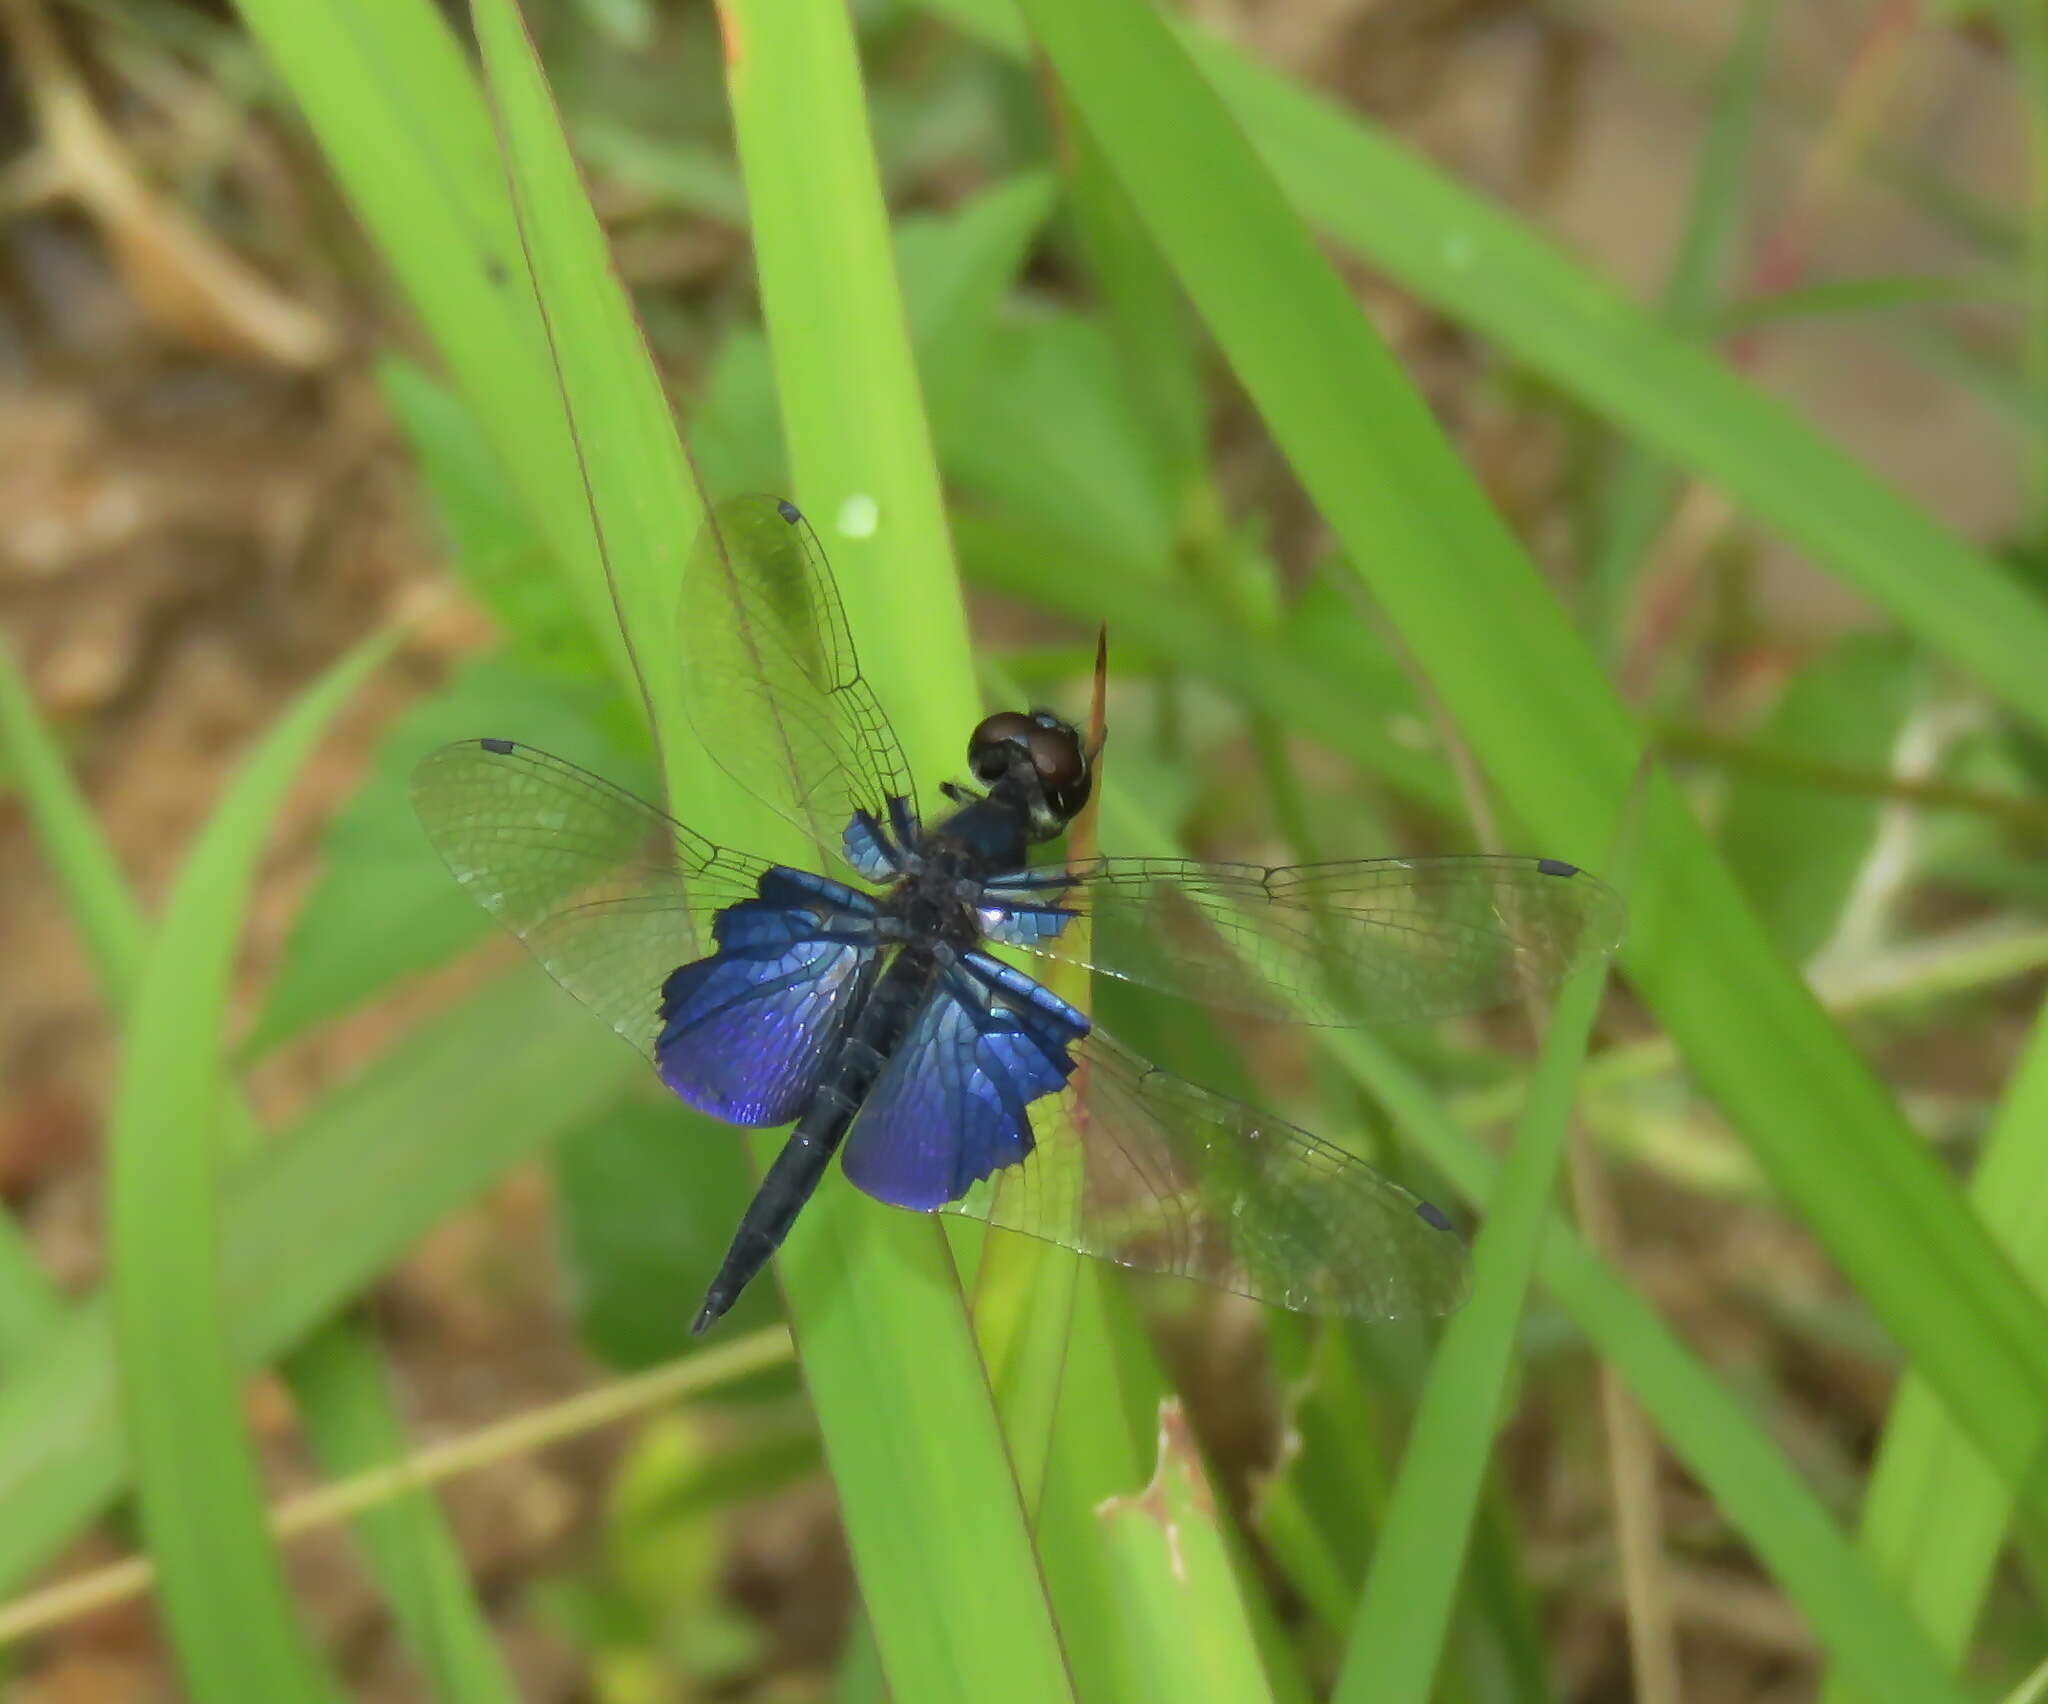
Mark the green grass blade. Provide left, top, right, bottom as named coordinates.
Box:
left=2, top=634, right=515, bottom=1699
left=969, top=656, right=1095, bottom=1521
left=1721, top=636, right=1918, bottom=962
left=228, top=0, right=638, bottom=695
left=471, top=0, right=702, bottom=765
left=1586, top=0, right=1777, bottom=646
left=0, top=970, right=640, bottom=1601
left=1014, top=0, right=2048, bottom=1553
left=1179, top=34, right=2048, bottom=741
left=0, top=1226, right=59, bottom=1374
left=1710, top=271, right=2017, bottom=331
left=902, top=173, right=1059, bottom=443
left=0, top=641, right=145, bottom=1001
left=1337, top=969, right=1606, bottom=1704
left=108, top=639, right=392, bottom=1701
left=718, top=5, right=1079, bottom=1696
left=835, top=1614, right=887, bottom=1704
left=287, top=1325, right=516, bottom=1702
left=0, top=645, right=98, bottom=1357
left=1902, top=326, right=2048, bottom=441
left=1092, top=1404, right=1277, bottom=1704
left=1032, top=1266, right=1264, bottom=1700
left=930, top=0, right=2048, bottom=743
left=1821, top=1003, right=2048, bottom=1701
left=720, top=0, right=976, bottom=771
left=1059, top=115, right=1206, bottom=509
left=954, top=508, right=1455, bottom=814
left=1320, top=1020, right=1975, bottom=1704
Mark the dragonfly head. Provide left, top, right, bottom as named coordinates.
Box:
left=967, top=709, right=1092, bottom=841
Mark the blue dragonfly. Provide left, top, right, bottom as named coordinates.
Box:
left=413, top=495, right=1622, bottom=1333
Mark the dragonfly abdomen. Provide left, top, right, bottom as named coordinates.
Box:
left=689, top=946, right=946, bottom=1333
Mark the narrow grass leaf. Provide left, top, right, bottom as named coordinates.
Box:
left=1337, top=967, right=1606, bottom=1704
left=0, top=970, right=640, bottom=1600
left=835, top=1614, right=887, bottom=1704
left=1255, top=1330, right=1392, bottom=1636
left=719, top=0, right=976, bottom=768
left=375, top=356, right=614, bottom=686
left=967, top=655, right=1102, bottom=1519
left=718, top=5, right=1079, bottom=1696
left=4, top=643, right=516, bottom=1704
left=0, top=641, right=145, bottom=998
left=1092, top=1403, right=1278, bottom=1704
left=930, top=0, right=2048, bottom=743
left=470, top=0, right=709, bottom=781
left=288, top=1325, right=518, bottom=1703
left=1323, top=1022, right=1976, bottom=1704
left=899, top=172, right=1058, bottom=428
left=1710, top=272, right=2018, bottom=331
left=1587, top=0, right=1778, bottom=646
left=109, top=639, right=392, bottom=1700
left=0, top=643, right=101, bottom=1353
left=1180, top=33, right=2048, bottom=741
left=1721, top=635, right=1918, bottom=962
left=955, top=508, right=1455, bottom=815
left=556, top=1093, right=779, bottom=1368
left=572, top=117, right=748, bottom=223
left=1903, top=326, right=2048, bottom=442
left=1822, top=1001, right=2048, bottom=1701
left=1059, top=113, right=1206, bottom=508
left=940, top=312, right=1177, bottom=575
left=227, top=0, right=636, bottom=691
left=1015, top=0, right=2048, bottom=1554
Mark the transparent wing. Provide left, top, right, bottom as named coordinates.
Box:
left=944, top=1024, right=1470, bottom=1321
left=985, top=855, right=1625, bottom=1027
left=411, top=739, right=776, bottom=1059
left=680, top=494, right=916, bottom=872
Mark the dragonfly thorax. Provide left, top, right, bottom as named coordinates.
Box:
left=884, top=801, right=1034, bottom=952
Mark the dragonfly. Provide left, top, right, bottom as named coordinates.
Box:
left=413, top=494, right=1623, bottom=1333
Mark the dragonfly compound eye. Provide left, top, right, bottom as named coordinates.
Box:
left=1025, top=718, right=1090, bottom=816
left=1025, top=723, right=1083, bottom=787
left=967, top=710, right=1037, bottom=782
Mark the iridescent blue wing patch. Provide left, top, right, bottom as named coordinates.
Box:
left=842, top=798, right=921, bottom=884
left=974, top=897, right=1077, bottom=949
left=841, top=965, right=1086, bottom=1211
left=937, top=1024, right=1471, bottom=1322
left=658, top=870, right=884, bottom=1126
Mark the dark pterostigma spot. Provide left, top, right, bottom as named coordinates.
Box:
left=777, top=499, right=801, bottom=524
left=1536, top=858, right=1579, bottom=878
left=1415, top=1199, right=1455, bottom=1233
left=480, top=738, right=515, bottom=755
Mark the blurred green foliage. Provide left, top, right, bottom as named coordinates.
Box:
left=4, top=0, right=2048, bottom=1700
